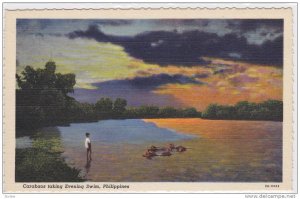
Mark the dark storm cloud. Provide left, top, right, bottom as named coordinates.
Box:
left=48, top=33, right=64, bottom=37
left=17, top=19, right=50, bottom=31
left=70, top=84, right=182, bottom=107
left=153, top=19, right=210, bottom=27
left=94, top=73, right=202, bottom=90
left=69, top=73, right=198, bottom=106
left=68, top=21, right=283, bottom=67
left=124, top=73, right=202, bottom=88
left=95, top=20, right=133, bottom=26
left=68, top=24, right=117, bottom=42
left=34, top=33, right=44, bottom=37
left=245, top=36, right=283, bottom=66
left=193, top=73, right=210, bottom=78
left=227, top=19, right=283, bottom=33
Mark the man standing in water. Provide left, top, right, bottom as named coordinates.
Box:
left=85, top=132, right=92, bottom=161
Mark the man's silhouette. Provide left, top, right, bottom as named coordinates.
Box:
left=85, top=132, right=92, bottom=161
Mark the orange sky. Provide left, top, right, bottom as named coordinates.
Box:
left=148, top=58, right=282, bottom=111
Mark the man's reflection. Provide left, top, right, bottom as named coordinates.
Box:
left=85, top=158, right=92, bottom=177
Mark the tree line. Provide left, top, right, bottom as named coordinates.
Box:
left=16, top=61, right=283, bottom=130
left=202, top=100, right=283, bottom=121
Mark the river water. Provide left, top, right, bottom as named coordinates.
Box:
left=16, top=118, right=282, bottom=182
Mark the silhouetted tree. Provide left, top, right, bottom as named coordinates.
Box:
left=158, top=106, right=178, bottom=118
left=182, top=107, right=199, bottom=117
left=202, top=104, right=219, bottom=118
left=16, top=61, right=76, bottom=129
left=136, top=106, right=159, bottom=117
left=95, top=98, right=113, bottom=117
left=113, top=98, right=127, bottom=115
left=202, top=100, right=283, bottom=121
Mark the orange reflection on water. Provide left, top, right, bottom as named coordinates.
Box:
left=143, top=118, right=282, bottom=140
left=143, top=118, right=282, bottom=182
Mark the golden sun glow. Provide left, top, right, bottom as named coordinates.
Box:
left=150, top=58, right=282, bottom=110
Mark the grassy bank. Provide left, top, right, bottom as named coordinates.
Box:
left=16, top=149, right=83, bottom=182
left=15, top=131, right=83, bottom=182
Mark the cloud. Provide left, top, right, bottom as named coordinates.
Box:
left=17, top=19, right=51, bottom=33
left=68, top=24, right=283, bottom=67
left=68, top=24, right=114, bottom=42
left=152, top=19, right=210, bottom=27
left=229, top=74, right=259, bottom=86
left=68, top=58, right=282, bottom=110
left=226, top=19, right=283, bottom=34
left=154, top=60, right=282, bottom=110
left=235, top=35, right=283, bottom=66
left=16, top=34, right=160, bottom=89
left=160, top=19, right=283, bottom=34
left=192, top=73, right=210, bottom=78
left=70, top=73, right=201, bottom=106
left=94, top=73, right=202, bottom=90
left=71, top=83, right=183, bottom=107
left=96, top=20, right=133, bottom=26
left=128, top=73, right=202, bottom=88
left=226, top=19, right=283, bottom=44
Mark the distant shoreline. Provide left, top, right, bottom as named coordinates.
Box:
left=16, top=62, right=283, bottom=131
left=16, top=117, right=282, bottom=135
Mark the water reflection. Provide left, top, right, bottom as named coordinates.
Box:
left=16, top=127, right=63, bottom=151
left=85, top=159, right=92, bottom=177
left=16, top=136, right=33, bottom=149
left=16, top=119, right=282, bottom=182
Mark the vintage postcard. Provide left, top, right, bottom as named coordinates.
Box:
left=3, top=3, right=296, bottom=193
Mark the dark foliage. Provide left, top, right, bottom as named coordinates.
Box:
left=16, top=61, right=77, bottom=129
left=202, top=100, right=283, bottom=121
left=15, top=148, right=83, bottom=182
left=123, top=106, right=201, bottom=119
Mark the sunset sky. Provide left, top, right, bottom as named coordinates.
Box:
left=16, top=19, right=283, bottom=110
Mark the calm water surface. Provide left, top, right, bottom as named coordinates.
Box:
left=16, top=119, right=282, bottom=182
